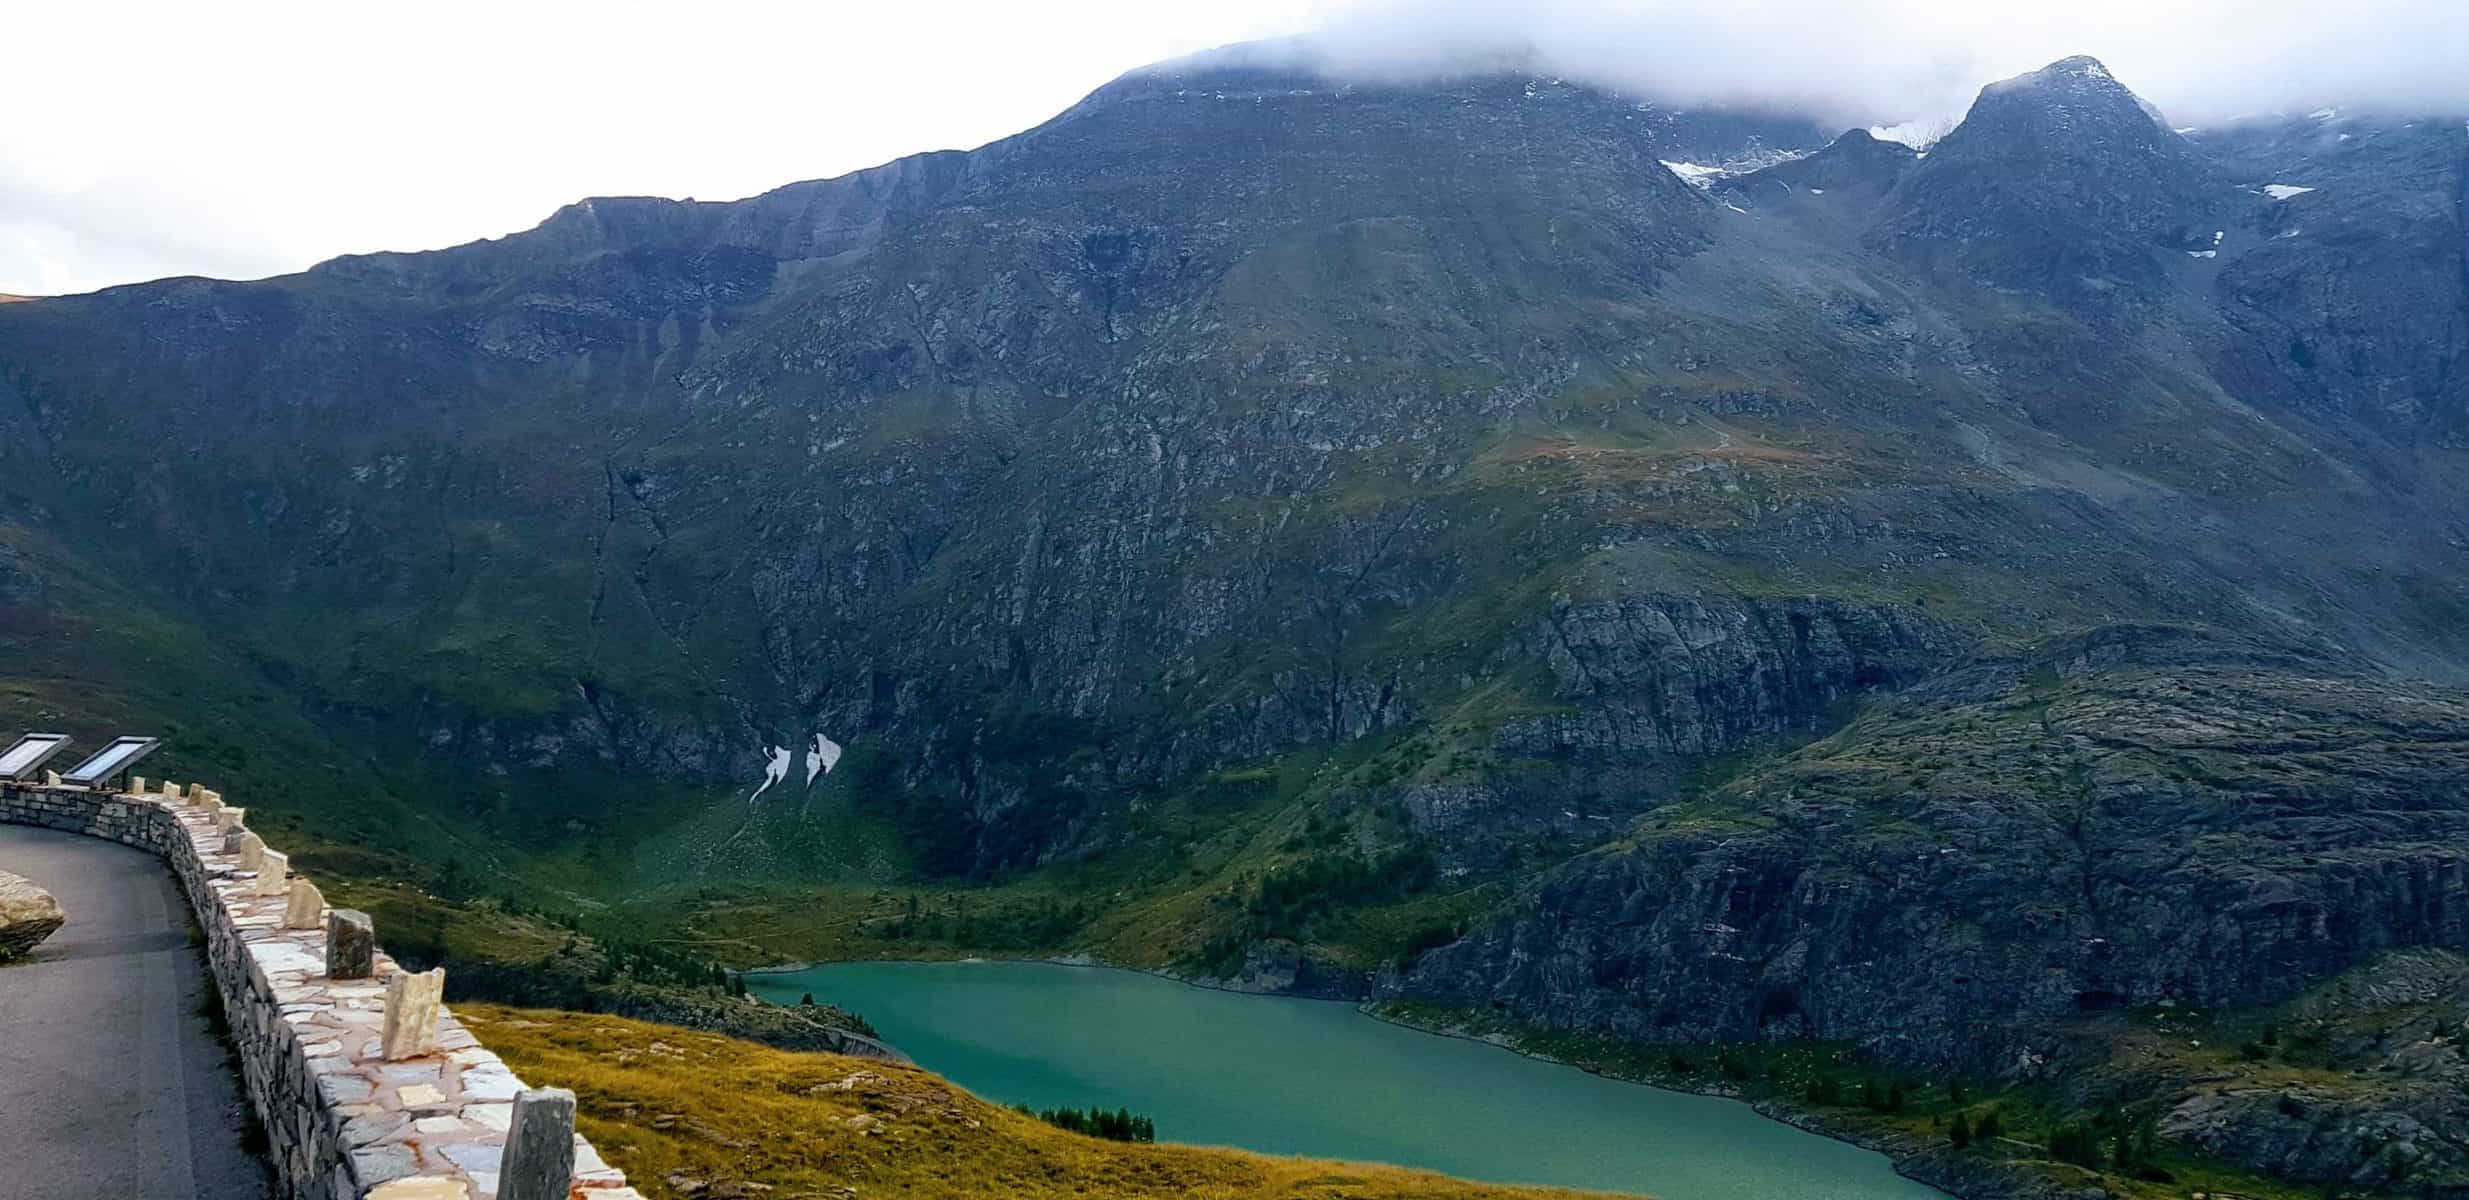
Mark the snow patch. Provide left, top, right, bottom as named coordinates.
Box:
left=805, top=733, right=843, bottom=785
left=1867, top=118, right=1951, bottom=151
left=2261, top=184, right=2315, bottom=200
left=1661, top=160, right=1726, bottom=188
left=748, top=745, right=792, bottom=803
left=1660, top=146, right=1812, bottom=191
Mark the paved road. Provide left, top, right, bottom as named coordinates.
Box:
left=0, top=824, right=272, bottom=1200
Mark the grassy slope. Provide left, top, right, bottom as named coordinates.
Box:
left=600, top=730, right=1528, bottom=976
left=463, top=1004, right=1622, bottom=1200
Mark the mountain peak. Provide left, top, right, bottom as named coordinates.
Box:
left=1717, top=126, right=1918, bottom=207
left=1983, top=55, right=2128, bottom=99
left=2033, top=54, right=2114, bottom=81
left=1871, top=52, right=2219, bottom=296
left=1970, top=53, right=2180, bottom=141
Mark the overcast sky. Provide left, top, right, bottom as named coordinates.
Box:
left=7, top=0, right=2464, bottom=297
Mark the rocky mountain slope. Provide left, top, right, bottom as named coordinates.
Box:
left=1399, top=625, right=2469, bottom=1065
left=0, top=48, right=2465, bottom=1197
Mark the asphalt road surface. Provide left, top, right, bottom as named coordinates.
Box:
left=0, top=823, right=272, bottom=1200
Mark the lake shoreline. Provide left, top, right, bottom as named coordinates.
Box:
left=744, top=954, right=1982, bottom=1200
left=1355, top=1005, right=2014, bottom=1200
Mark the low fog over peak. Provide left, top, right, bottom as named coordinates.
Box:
left=1212, top=0, right=2469, bottom=133
left=7, top=0, right=2463, bottom=295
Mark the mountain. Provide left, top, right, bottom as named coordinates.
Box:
left=2, top=49, right=2467, bottom=1195
left=1875, top=56, right=2227, bottom=294
left=1717, top=127, right=1918, bottom=209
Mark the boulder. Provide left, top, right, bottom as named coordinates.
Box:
left=0, top=869, right=66, bottom=959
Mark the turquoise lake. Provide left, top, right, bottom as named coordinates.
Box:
left=748, top=960, right=1945, bottom=1199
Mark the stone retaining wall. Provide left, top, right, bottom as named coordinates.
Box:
left=0, top=783, right=640, bottom=1200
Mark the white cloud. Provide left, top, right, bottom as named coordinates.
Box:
left=4, top=0, right=2463, bottom=296
left=1264, top=0, right=2469, bottom=130
left=0, top=0, right=1320, bottom=295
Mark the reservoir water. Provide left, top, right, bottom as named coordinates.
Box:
left=749, top=960, right=1945, bottom=1200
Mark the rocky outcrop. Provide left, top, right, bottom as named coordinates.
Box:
left=1167, top=937, right=1370, bottom=1001
left=1752, top=1103, right=2109, bottom=1200
left=2154, top=950, right=2469, bottom=1191
left=1496, top=595, right=1962, bottom=761
left=0, top=868, right=65, bottom=959
left=2164, top=1088, right=2469, bottom=1192
left=1394, top=649, right=2469, bottom=1073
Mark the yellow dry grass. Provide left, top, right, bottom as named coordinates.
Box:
left=462, top=1004, right=1632, bottom=1200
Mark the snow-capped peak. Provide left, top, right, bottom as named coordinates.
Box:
left=1868, top=118, right=1953, bottom=151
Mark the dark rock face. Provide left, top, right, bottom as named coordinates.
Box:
left=1495, top=595, right=1961, bottom=761
left=2198, top=113, right=2469, bottom=445
left=1394, top=641, right=2469, bottom=1072
left=1720, top=129, right=1919, bottom=209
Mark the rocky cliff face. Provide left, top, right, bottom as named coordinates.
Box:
left=2156, top=950, right=2469, bottom=1190
left=1496, top=596, right=1961, bottom=760
left=1395, top=635, right=2469, bottom=1073
left=2198, top=112, right=2469, bottom=447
